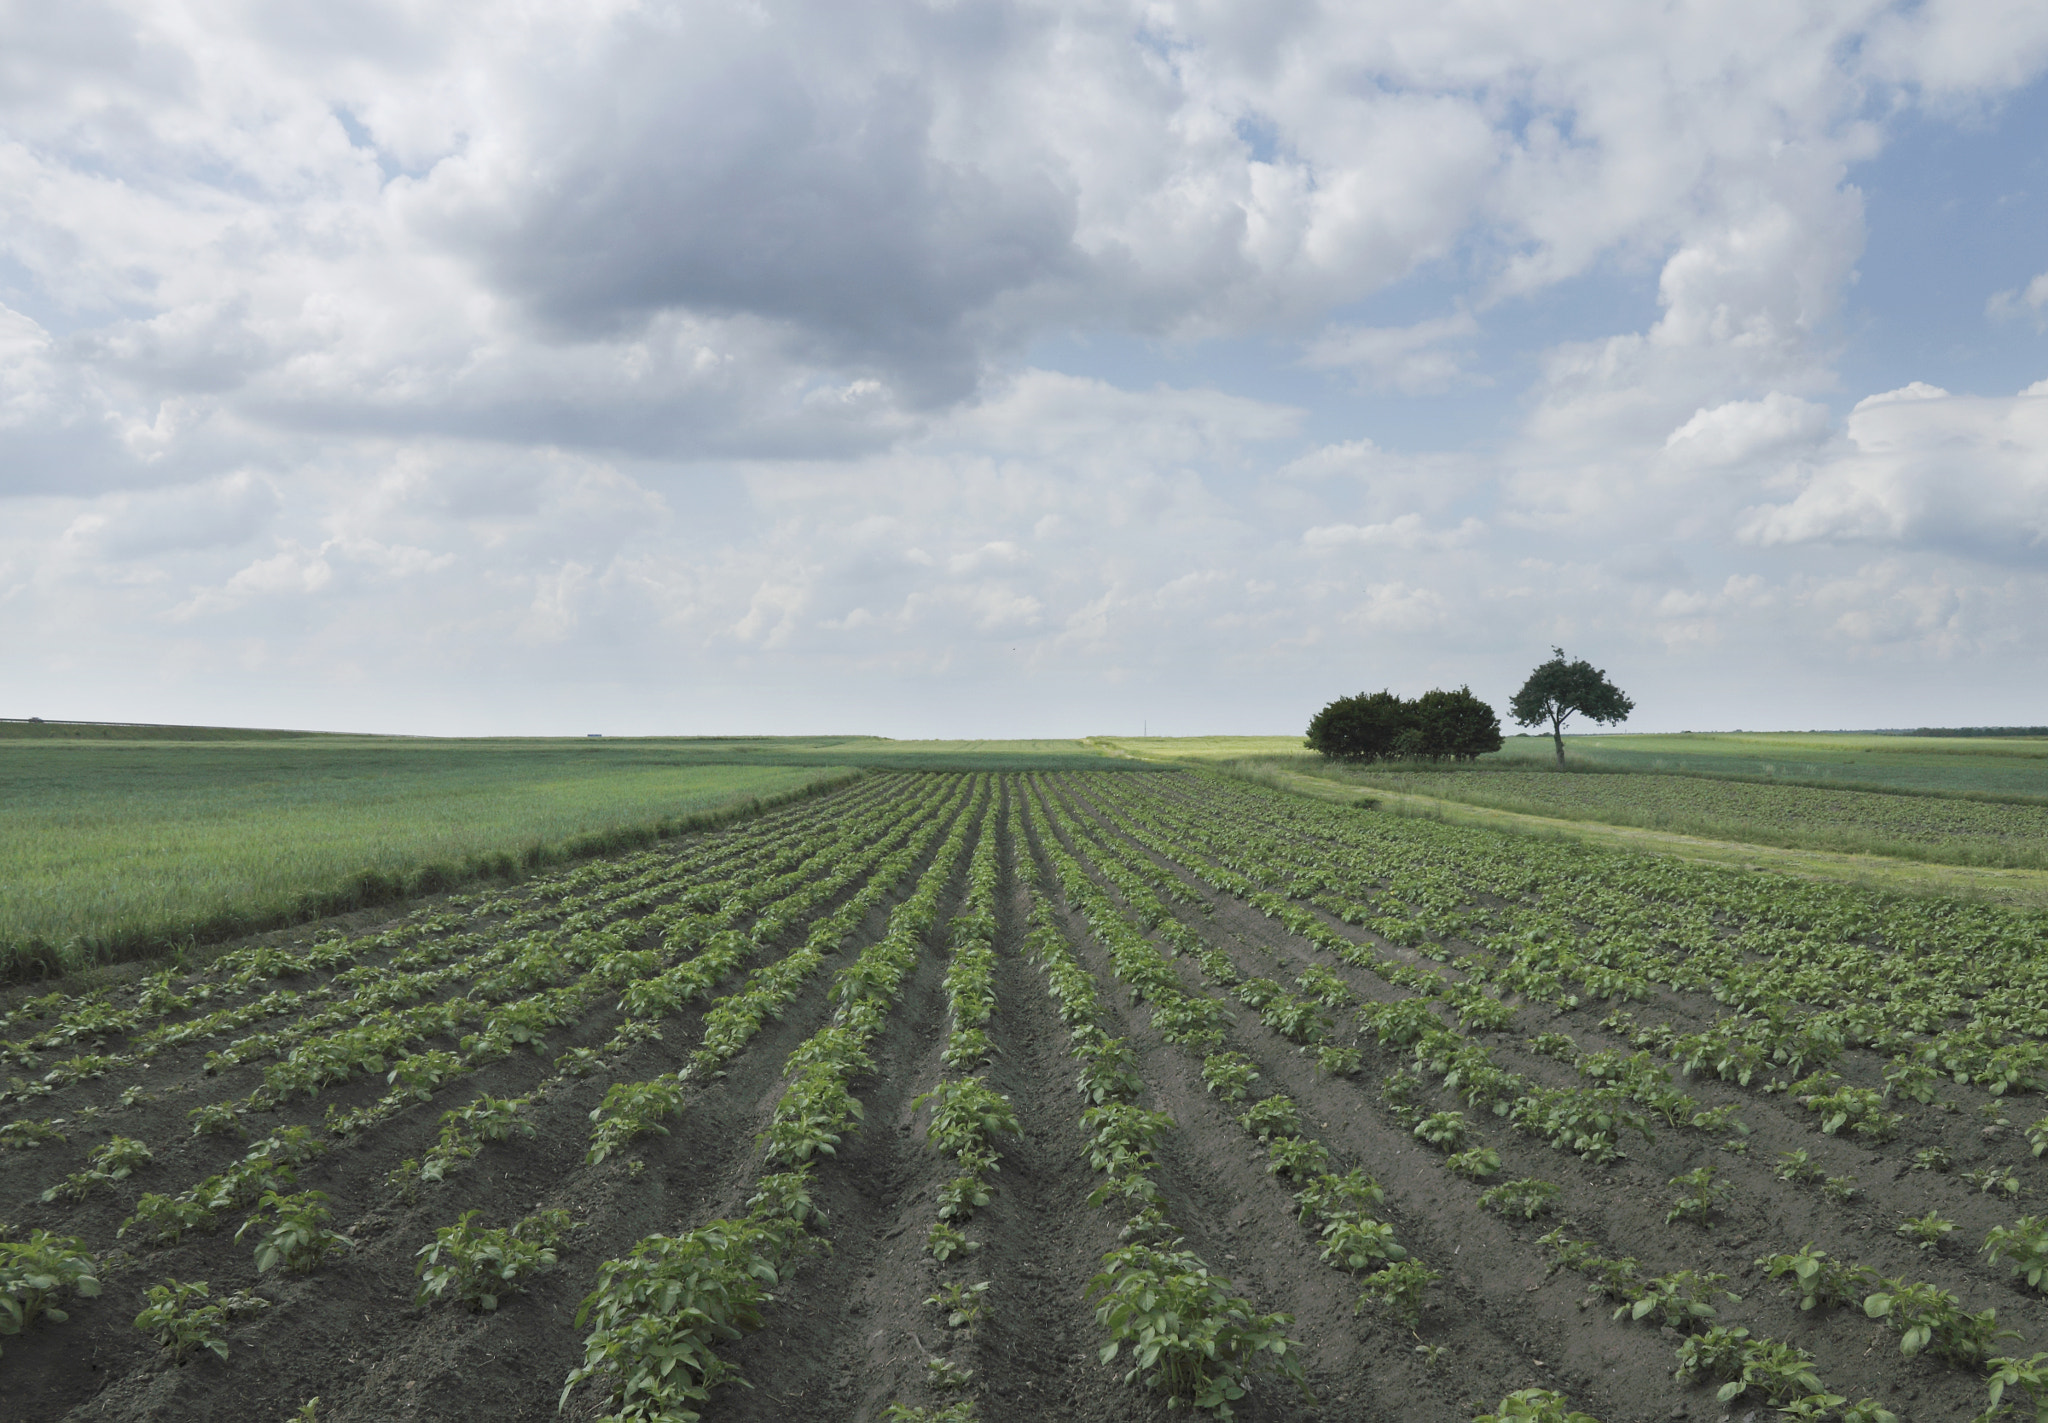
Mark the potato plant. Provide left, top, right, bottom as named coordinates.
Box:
left=0, top=1231, right=101, bottom=1356
left=133, top=1278, right=268, bottom=1362
left=415, top=1208, right=572, bottom=1311
left=1088, top=1243, right=1309, bottom=1419
left=236, top=1190, right=351, bottom=1274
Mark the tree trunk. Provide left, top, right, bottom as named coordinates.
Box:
left=1551, top=722, right=1565, bottom=768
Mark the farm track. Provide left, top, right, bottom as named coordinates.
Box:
left=3, top=770, right=2047, bottom=1422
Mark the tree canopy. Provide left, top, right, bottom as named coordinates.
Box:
left=1306, top=687, right=1503, bottom=763
left=1508, top=647, right=1634, bottom=767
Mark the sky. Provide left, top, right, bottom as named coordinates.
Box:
left=4, top=1, right=2048, bottom=739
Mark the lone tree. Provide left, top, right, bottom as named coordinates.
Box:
left=1509, top=647, right=1634, bottom=768
left=1306, top=686, right=1504, bottom=763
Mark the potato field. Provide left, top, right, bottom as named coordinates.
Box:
left=4, top=770, right=2048, bottom=1423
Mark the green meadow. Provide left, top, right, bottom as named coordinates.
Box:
left=1096, top=731, right=2048, bottom=872
left=0, top=724, right=1134, bottom=977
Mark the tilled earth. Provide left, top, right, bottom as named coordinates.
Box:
left=1, top=770, right=2044, bottom=1423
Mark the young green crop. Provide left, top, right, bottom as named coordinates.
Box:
left=1981, top=1352, right=2048, bottom=1423
left=1088, top=1243, right=1309, bottom=1420
left=1199, top=1051, right=1259, bottom=1101
left=236, top=1190, right=350, bottom=1274
left=1318, top=1216, right=1407, bottom=1271
left=1413, top=1110, right=1471, bottom=1151
left=1237, top=1096, right=1301, bottom=1143
left=1863, top=1277, right=2018, bottom=1364
left=1479, top=1178, right=1562, bottom=1220
left=1756, top=1245, right=1879, bottom=1313
left=1983, top=1217, right=2048, bottom=1293
left=1473, top=1389, right=1602, bottom=1423
left=1354, top=1259, right=1438, bottom=1329
left=1675, top=1326, right=1824, bottom=1406
left=415, top=1209, right=572, bottom=1311
left=925, top=1280, right=989, bottom=1329
left=0, top=1118, right=66, bottom=1149
left=1613, top=1270, right=1737, bottom=1332
left=1666, top=1165, right=1728, bottom=1227
left=1445, top=1146, right=1503, bottom=1180
left=1964, top=1166, right=2024, bottom=1198
left=133, top=1278, right=268, bottom=1362
left=1, top=1231, right=101, bottom=1355
left=1898, top=1212, right=1956, bottom=1252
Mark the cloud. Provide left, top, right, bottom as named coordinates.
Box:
left=1300, top=313, right=1482, bottom=393
left=5, top=2, right=2048, bottom=734
left=1740, top=382, right=2048, bottom=559
left=1662, top=392, right=1831, bottom=468
left=1987, top=272, right=2048, bottom=328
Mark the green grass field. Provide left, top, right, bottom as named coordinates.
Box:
left=1096, top=731, right=2048, bottom=873
left=0, top=724, right=1142, bottom=978
left=1493, top=729, right=2048, bottom=798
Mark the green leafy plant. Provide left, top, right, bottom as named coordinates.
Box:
left=560, top=1218, right=795, bottom=1422
left=1, top=1231, right=102, bottom=1355
left=1980, top=1352, right=2048, bottom=1423
left=415, top=1209, right=571, bottom=1311
left=927, top=1222, right=978, bottom=1262
left=1293, top=1170, right=1385, bottom=1227
left=1528, top=1033, right=1577, bottom=1061
left=1666, top=1165, right=1728, bottom=1226
left=1479, top=1178, right=1562, bottom=1220
left=1910, top=1147, right=1953, bottom=1173
left=917, top=1077, right=1020, bottom=1157
left=41, top=1134, right=153, bottom=1202
left=1898, top=1212, right=1956, bottom=1252
left=1775, top=1395, right=1897, bottom=1422
left=0, top=1118, right=65, bottom=1149
left=1077, top=1036, right=1144, bottom=1104
left=1315, top=1045, right=1363, bottom=1076
left=1414, top=1110, right=1471, bottom=1151
left=1237, top=1096, right=1301, bottom=1143
left=1355, top=1259, right=1438, bottom=1329
left=587, top=1078, right=685, bottom=1165
left=1822, top=1175, right=1858, bottom=1204
left=1088, top=1242, right=1309, bottom=1418
left=1473, top=1389, right=1600, bottom=1423
left=1675, top=1325, right=1823, bottom=1406
left=1983, top=1217, right=2048, bottom=1293
left=883, top=1403, right=978, bottom=1423
left=119, top=1193, right=216, bottom=1246
left=925, top=1279, right=989, bottom=1329
left=1863, top=1277, right=2018, bottom=1364
left=133, top=1278, right=269, bottom=1362
left=935, top=1174, right=992, bottom=1224
left=925, top=1357, right=974, bottom=1391
left=2028, top=1115, right=2048, bottom=1158
left=1774, top=1149, right=1825, bottom=1185
left=1756, top=1244, right=1878, bottom=1312
left=1319, top=1215, right=1407, bottom=1271
left=236, top=1190, right=350, bottom=1274
left=1445, top=1146, right=1503, bottom=1180
left=1200, top=1052, right=1260, bottom=1101
left=1964, top=1166, right=2024, bottom=1199
left=1265, top=1135, right=1331, bottom=1180
left=1614, top=1270, right=1736, bottom=1332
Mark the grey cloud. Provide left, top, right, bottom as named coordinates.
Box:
left=442, top=7, right=1080, bottom=405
